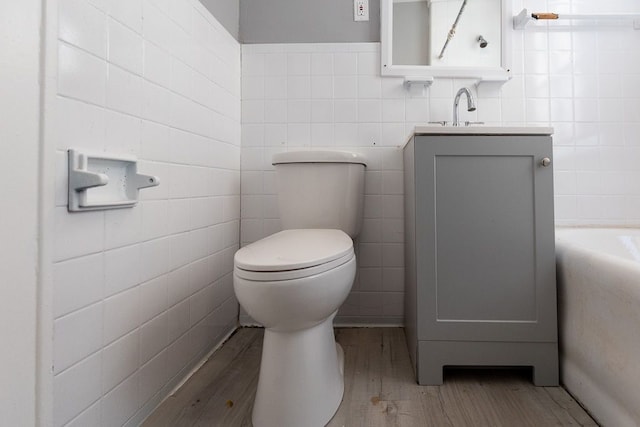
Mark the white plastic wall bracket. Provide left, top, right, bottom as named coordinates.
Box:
left=68, top=149, right=160, bottom=212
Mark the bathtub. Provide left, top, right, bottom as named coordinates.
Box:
left=556, top=228, right=640, bottom=427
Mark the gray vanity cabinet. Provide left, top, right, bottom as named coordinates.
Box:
left=404, top=133, right=558, bottom=386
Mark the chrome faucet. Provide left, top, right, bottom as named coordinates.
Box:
left=452, top=87, right=476, bottom=126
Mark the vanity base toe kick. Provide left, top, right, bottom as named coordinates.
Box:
left=417, top=340, right=559, bottom=386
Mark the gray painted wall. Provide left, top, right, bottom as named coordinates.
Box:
left=393, top=2, right=429, bottom=65
left=200, top=0, right=240, bottom=39
left=240, top=0, right=380, bottom=43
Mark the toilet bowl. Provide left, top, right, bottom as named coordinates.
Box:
left=234, top=229, right=356, bottom=427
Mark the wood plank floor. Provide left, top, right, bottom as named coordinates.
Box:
left=143, top=328, right=597, bottom=427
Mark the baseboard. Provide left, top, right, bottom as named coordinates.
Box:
left=240, top=316, right=404, bottom=328
left=334, top=316, right=404, bottom=327
left=239, top=316, right=404, bottom=328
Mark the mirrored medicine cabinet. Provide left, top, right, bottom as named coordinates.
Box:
left=380, top=0, right=512, bottom=83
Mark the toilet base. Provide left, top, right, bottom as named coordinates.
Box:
left=252, top=312, right=344, bottom=427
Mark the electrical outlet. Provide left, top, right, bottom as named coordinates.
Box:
left=354, top=0, right=369, bottom=22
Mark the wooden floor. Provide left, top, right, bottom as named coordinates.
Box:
left=143, top=328, right=598, bottom=427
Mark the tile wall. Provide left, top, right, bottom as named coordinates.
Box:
left=50, top=0, right=241, bottom=425
left=240, top=13, right=640, bottom=323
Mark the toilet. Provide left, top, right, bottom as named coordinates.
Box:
left=233, top=150, right=367, bottom=427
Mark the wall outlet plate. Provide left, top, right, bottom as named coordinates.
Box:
left=354, top=0, right=369, bottom=21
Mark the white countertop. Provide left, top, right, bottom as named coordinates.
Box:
left=413, top=125, right=554, bottom=136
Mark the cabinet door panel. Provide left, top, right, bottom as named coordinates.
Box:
left=414, top=136, right=556, bottom=342
left=435, top=154, right=536, bottom=321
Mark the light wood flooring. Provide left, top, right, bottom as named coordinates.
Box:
left=143, top=328, right=597, bottom=427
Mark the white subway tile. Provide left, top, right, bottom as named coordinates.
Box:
left=382, top=268, right=404, bottom=292
left=287, top=76, right=311, bottom=99
left=143, top=41, right=172, bottom=89
left=190, top=283, right=217, bottom=325
left=382, top=99, right=404, bottom=122
left=287, top=123, right=311, bottom=146
left=334, top=76, right=358, bottom=99
left=264, top=53, right=287, bottom=76
left=53, top=253, right=104, bottom=318
left=311, top=99, right=333, bottom=123
left=311, top=53, right=333, bottom=75
left=54, top=302, right=103, bottom=374
left=168, top=264, right=191, bottom=306
left=357, top=99, right=381, bottom=123
left=334, top=99, right=358, bottom=123
left=54, top=207, right=104, bottom=262
left=102, top=330, right=140, bottom=393
left=140, top=276, right=170, bottom=325
left=167, top=298, right=190, bottom=343
left=381, top=123, right=405, bottom=146
left=142, top=80, right=172, bottom=123
left=357, top=52, right=379, bottom=76
left=108, top=19, right=143, bottom=75
left=242, top=52, right=265, bottom=76
left=287, top=100, right=311, bottom=123
left=104, top=205, right=142, bottom=250
left=382, top=292, right=404, bottom=316
left=65, top=401, right=101, bottom=427
left=101, top=372, right=139, bottom=427
left=264, top=100, right=287, bottom=123
left=333, top=53, right=358, bottom=75
left=140, top=237, right=171, bottom=282
left=58, top=43, right=107, bottom=105
left=311, top=76, right=333, bottom=99
left=53, top=352, right=102, bottom=427
left=104, top=110, right=141, bottom=155
left=242, top=99, right=265, bottom=123
left=311, top=123, right=335, bottom=146
left=138, top=351, right=168, bottom=405
left=103, top=286, right=139, bottom=345
left=264, top=75, right=288, bottom=99
left=140, top=313, right=168, bottom=364
left=109, top=0, right=143, bottom=33
left=104, top=244, right=141, bottom=297
left=287, top=53, right=311, bottom=75
left=59, top=0, right=107, bottom=58
left=574, top=98, right=598, bottom=122
left=334, top=123, right=359, bottom=146
left=381, top=77, right=405, bottom=99
left=358, top=76, right=382, bottom=99
left=359, top=292, right=383, bottom=316
left=167, top=0, right=192, bottom=33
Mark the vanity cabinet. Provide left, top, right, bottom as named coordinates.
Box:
left=404, top=130, right=558, bottom=386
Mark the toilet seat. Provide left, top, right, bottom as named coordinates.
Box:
left=234, top=229, right=354, bottom=281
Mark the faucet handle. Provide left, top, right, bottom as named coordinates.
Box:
left=464, top=121, right=485, bottom=126
left=428, top=121, right=449, bottom=126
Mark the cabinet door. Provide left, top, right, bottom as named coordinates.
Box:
left=414, top=135, right=556, bottom=342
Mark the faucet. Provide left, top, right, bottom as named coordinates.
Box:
left=452, top=87, right=476, bottom=127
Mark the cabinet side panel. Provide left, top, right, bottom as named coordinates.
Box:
left=403, top=138, right=417, bottom=374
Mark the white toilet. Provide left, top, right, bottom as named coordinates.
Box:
left=233, top=150, right=367, bottom=427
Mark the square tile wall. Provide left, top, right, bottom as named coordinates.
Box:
left=240, top=15, right=640, bottom=323
left=51, top=0, right=241, bottom=426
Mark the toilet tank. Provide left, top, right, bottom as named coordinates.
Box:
left=272, top=151, right=367, bottom=239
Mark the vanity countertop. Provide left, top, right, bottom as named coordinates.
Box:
left=413, top=125, right=554, bottom=136
left=402, top=125, right=554, bottom=147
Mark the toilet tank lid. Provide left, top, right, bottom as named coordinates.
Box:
left=272, top=150, right=367, bottom=166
